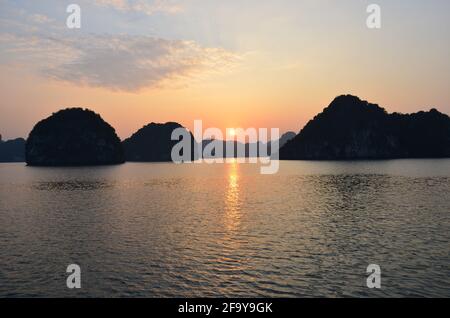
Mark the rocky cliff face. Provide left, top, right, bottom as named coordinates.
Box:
left=280, top=95, right=450, bottom=160
left=26, top=108, right=125, bottom=166
left=123, top=122, right=195, bottom=162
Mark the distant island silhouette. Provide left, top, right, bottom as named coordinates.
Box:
left=25, top=108, right=125, bottom=166
left=0, top=135, right=25, bottom=162
left=123, top=122, right=195, bottom=162
left=201, top=131, right=295, bottom=159
left=123, top=123, right=294, bottom=161
left=2, top=95, right=450, bottom=165
left=280, top=95, right=450, bottom=160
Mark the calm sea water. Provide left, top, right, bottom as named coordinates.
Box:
left=0, top=160, right=449, bottom=297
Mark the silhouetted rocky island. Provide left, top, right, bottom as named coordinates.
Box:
left=26, top=108, right=125, bottom=166
left=280, top=95, right=450, bottom=160
left=123, top=122, right=195, bottom=162
left=0, top=135, right=25, bottom=162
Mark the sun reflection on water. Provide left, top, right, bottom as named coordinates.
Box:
left=224, top=161, right=241, bottom=232
left=217, top=161, right=248, bottom=275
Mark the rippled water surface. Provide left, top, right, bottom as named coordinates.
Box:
left=0, top=160, right=449, bottom=297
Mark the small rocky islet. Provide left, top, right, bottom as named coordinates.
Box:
left=25, top=108, right=125, bottom=166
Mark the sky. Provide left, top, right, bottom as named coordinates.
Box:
left=0, top=0, right=449, bottom=140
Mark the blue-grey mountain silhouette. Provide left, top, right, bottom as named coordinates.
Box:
left=0, top=136, right=25, bottom=162
left=26, top=108, right=125, bottom=166
left=280, top=95, right=450, bottom=160
left=279, top=131, right=296, bottom=148
left=201, top=131, right=295, bottom=158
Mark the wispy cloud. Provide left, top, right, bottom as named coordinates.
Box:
left=1, top=32, right=239, bottom=91
left=28, top=13, right=53, bottom=24
left=94, top=0, right=182, bottom=15
left=0, top=3, right=239, bottom=92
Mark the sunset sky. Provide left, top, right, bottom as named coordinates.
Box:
left=1, top=0, right=449, bottom=140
